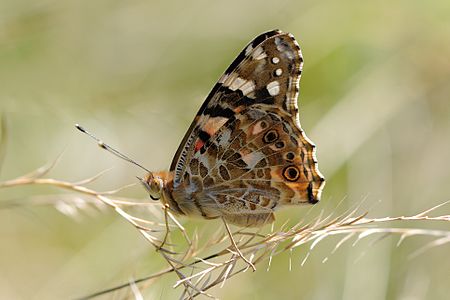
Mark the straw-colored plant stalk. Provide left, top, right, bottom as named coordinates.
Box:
left=0, top=155, right=449, bottom=300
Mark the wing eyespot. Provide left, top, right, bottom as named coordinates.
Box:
left=263, top=129, right=279, bottom=143
left=283, top=165, right=300, bottom=182
left=285, top=152, right=295, bottom=161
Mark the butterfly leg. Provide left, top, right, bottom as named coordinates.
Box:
left=221, top=217, right=256, bottom=272
left=156, top=203, right=171, bottom=251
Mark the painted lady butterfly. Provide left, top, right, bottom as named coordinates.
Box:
left=141, top=29, right=325, bottom=227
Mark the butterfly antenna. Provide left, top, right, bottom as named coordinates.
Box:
left=75, top=124, right=152, bottom=174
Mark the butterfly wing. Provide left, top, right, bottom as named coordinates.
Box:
left=169, top=30, right=325, bottom=226
left=170, top=29, right=282, bottom=180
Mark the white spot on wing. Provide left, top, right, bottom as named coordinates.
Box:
left=241, top=152, right=264, bottom=168
left=274, top=37, right=283, bottom=51
left=275, top=68, right=282, bottom=76
left=266, top=81, right=280, bottom=96
left=275, top=37, right=295, bottom=60
left=252, top=46, right=267, bottom=60
left=245, top=44, right=253, bottom=56
left=240, top=80, right=255, bottom=95
left=222, top=72, right=238, bottom=87
left=229, top=77, right=246, bottom=91
left=272, top=57, right=280, bottom=64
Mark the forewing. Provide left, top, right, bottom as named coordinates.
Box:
left=170, top=30, right=301, bottom=182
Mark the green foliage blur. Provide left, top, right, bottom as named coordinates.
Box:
left=1, top=0, right=449, bottom=299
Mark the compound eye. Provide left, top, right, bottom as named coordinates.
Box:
left=140, top=175, right=162, bottom=201
left=148, top=178, right=163, bottom=200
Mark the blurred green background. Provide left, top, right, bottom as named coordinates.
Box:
left=1, top=0, right=450, bottom=299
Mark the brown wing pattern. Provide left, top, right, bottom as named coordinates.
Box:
left=168, top=30, right=325, bottom=226
left=170, top=30, right=283, bottom=182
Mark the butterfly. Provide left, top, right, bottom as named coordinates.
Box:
left=137, top=29, right=326, bottom=227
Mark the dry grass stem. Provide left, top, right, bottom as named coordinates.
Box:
left=1, top=160, right=449, bottom=299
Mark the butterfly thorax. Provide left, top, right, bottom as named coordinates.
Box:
left=143, top=170, right=206, bottom=219
left=145, top=171, right=222, bottom=220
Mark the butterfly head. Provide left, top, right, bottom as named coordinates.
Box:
left=140, top=172, right=164, bottom=201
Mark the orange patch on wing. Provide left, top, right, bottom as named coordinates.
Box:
left=233, top=106, right=245, bottom=113
left=203, top=117, right=228, bottom=136
left=194, top=139, right=205, bottom=152
left=252, top=121, right=265, bottom=135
